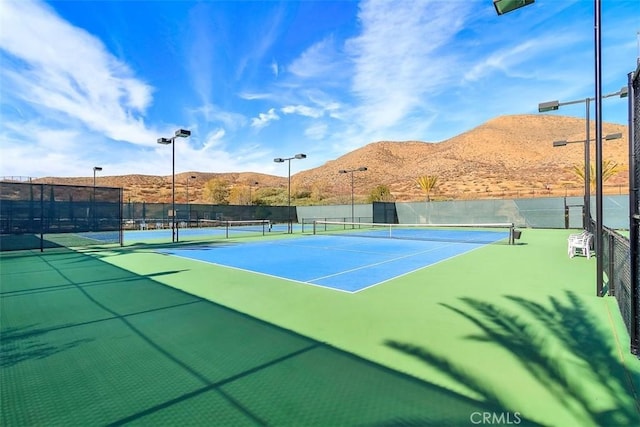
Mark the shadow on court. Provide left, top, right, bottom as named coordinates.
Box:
left=3, top=249, right=524, bottom=426
left=386, top=292, right=640, bottom=427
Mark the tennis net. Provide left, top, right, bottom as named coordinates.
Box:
left=195, top=219, right=272, bottom=238
left=312, top=221, right=517, bottom=244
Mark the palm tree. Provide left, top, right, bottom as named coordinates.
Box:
left=570, top=160, right=622, bottom=190
left=415, top=175, right=438, bottom=202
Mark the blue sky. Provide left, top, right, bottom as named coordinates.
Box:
left=0, top=0, right=638, bottom=179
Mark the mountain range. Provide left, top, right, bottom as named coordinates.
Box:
left=32, top=114, right=630, bottom=204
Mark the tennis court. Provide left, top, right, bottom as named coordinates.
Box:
left=1, top=227, right=639, bottom=426
left=158, top=226, right=510, bottom=292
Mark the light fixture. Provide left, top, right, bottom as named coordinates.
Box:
left=538, top=101, right=559, bottom=112
left=157, top=129, right=191, bottom=242
left=538, top=87, right=628, bottom=234
left=604, top=132, right=622, bottom=140
left=273, top=153, right=307, bottom=233
left=339, top=167, right=368, bottom=224
left=493, top=0, right=534, bottom=16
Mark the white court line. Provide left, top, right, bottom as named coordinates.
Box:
left=307, top=242, right=461, bottom=283
left=157, top=250, right=356, bottom=294
left=158, top=234, right=498, bottom=294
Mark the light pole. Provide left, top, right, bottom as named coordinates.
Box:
left=500, top=0, right=637, bottom=353
left=498, top=0, right=617, bottom=298
left=157, top=129, right=191, bottom=242
left=274, top=153, right=306, bottom=233
left=92, top=166, right=102, bottom=231
left=93, top=166, right=102, bottom=187
left=551, top=131, right=623, bottom=229
left=553, top=132, right=622, bottom=228
left=186, top=175, right=196, bottom=226
left=339, top=167, right=367, bottom=223
left=539, top=87, right=627, bottom=232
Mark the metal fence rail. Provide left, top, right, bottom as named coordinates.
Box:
left=628, top=64, right=639, bottom=356
left=602, top=227, right=632, bottom=334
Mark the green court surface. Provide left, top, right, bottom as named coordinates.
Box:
left=1, top=229, right=639, bottom=426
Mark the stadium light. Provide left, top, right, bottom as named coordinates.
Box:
left=538, top=101, right=560, bottom=112
left=493, top=0, right=534, bottom=15
left=508, top=0, right=612, bottom=297
left=274, top=153, right=306, bottom=233
left=157, top=129, right=191, bottom=242
left=339, top=167, right=368, bottom=224
left=501, top=0, right=632, bottom=347
left=605, top=132, right=623, bottom=140
left=538, top=87, right=628, bottom=233
left=552, top=132, right=622, bottom=230
left=538, top=87, right=628, bottom=113
left=552, top=132, right=622, bottom=147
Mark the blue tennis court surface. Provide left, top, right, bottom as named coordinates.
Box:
left=158, top=230, right=509, bottom=292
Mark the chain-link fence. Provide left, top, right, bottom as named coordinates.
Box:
left=121, top=202, right=293, bottom=230
left=0, top=182, right=123, bottom=251
left=394, top=196, right=629, bottom=229
left=627, top=64, right=639, bottom=355
left=603, top=226, right=631, bottom=323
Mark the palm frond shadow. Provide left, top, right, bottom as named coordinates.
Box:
left=1, top=324, right=93, bottom=368
left=386, top=291, right=640, bottom=427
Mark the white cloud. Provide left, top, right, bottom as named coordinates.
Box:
left=0, top=0, right=157, bottom=145
left=251, top=108, right=280, bottom=128
left=191, top=103, right=247, bottom=132
left=304, top=123, right=328, bottom=140
left=344, top=0, right=472, bottom=129
left=288, top=35, right=348, bottom=80
left=238, top=92, right=272, bottom=101
left=1, top=0, right=634, bottom=180
left=281, top=105, right=323, bottom=118
left=201, top=128, right=226, bottom=150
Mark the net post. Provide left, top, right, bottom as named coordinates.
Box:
left=119, top=188, right=124, bottom=246
left=40, top=183, right=44, bottom=252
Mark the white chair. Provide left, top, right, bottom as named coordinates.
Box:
left=568, top=231, right=593, bottom=259
left=567, top=230, right=588, bottom=256
left=568, top=230, right=588, bottom=240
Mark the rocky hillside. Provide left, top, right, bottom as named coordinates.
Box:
left=296, top=114, right=629, bottom=201
left=30, top=114, right=629, bottom=203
